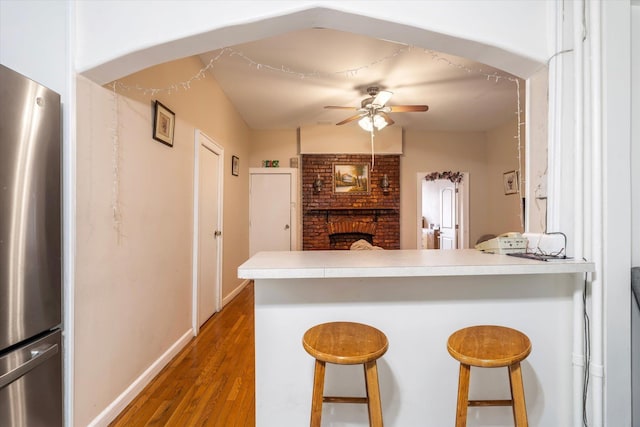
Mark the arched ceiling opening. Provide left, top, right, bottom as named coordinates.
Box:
left=81, top=6, right=545, bottom=132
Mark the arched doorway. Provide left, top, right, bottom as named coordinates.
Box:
left=79, top=6, right=544, bottom=84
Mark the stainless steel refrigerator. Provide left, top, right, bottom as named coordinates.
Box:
left=0, top=64, right=63, bottom=426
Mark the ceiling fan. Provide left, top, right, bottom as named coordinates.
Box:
left=324, top=86, right=429, bottom=131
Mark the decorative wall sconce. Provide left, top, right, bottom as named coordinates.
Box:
left=380, top=174, right=390, bottom=193
left=313, top=174, right=323, bottom=193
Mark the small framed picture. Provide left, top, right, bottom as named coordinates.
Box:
left=152, top=100, right=175, bottom=147
left=232, top=155, right=239, bottom=176
left=333, top=163, right=370, bottom=194
left=503, top=170, right=518, bottom=195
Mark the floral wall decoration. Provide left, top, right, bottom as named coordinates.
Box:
left=425, top=171, right=464, bottom=183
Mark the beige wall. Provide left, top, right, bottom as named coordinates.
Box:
left=107, top=56, right=252, bottom=300
left=75, top=57, right=250, bottom=426
left=248, top=129, right=298, bottom=168
left=485, top=117, right=526, bottom=235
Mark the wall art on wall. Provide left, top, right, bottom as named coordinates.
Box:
left=503, top=170, right=519, bottom=195
left=333, top=163, right=370, bottom=194
left=152, top=100, right=175, bottom=147
left=232, top=155, right=239, bottom=176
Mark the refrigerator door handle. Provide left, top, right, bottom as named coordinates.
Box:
left=0, top=343, right=59, bottom=388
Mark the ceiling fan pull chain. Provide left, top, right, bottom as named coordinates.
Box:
left=370, top=129, right=375, bottom=170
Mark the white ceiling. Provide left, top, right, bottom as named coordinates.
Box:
left=199, top=28, right=524, bottom=133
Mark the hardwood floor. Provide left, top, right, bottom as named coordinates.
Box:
left=109, top=283, right=255, bottom=426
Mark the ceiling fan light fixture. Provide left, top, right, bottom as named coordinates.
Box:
left=358, top=115, right=374, bottom=132
left=359, top=114, right=388, bottom=132
left=373, top=114, right=388, bottom=130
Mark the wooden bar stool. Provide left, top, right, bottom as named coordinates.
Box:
left=447, top=325, right=532, bottom=427
left=302, top=321, right=388, bottom=427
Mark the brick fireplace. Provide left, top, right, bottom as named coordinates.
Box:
left=302, top=154, right=400, bottom=250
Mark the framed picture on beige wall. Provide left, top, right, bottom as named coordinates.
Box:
left=232, top=155, right=239, bottom=176
left=503, top=170, right=518, bottom=195
left=152, top=100, right=175, bottom=147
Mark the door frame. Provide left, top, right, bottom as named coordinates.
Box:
left=192, top=129, right=224, bottom=336
left=416, top=172, right=469, bottom=249
left=249, top=167, right=298, bottom=254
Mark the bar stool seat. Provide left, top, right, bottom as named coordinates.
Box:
left=303, top=321, right=388, bottom=427
left=447, top=325, right=532, bottom=427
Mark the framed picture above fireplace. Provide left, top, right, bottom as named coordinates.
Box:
left=333, top=163, right=370, bottom=194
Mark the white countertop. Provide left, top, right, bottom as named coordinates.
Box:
left=238, top=249, right=594, bottom=279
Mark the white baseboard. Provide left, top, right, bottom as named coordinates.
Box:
left=222, top=279, right=251, bottom=307
left=87, top=329, right=194, bottom=427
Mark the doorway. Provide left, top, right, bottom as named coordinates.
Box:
left=249, top=168, right=297, bottom=257
left=416, top=172, right=469, bottom=249
left=192, top=130, right=224, bottom=334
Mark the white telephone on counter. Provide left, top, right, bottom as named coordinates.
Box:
left=475, top=232, right=528, bottom=254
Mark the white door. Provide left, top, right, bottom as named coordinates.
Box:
left=439, top=185, right=457, bottom=249
left=194, top=131, right=223, bottom=330
left=249, top=170, right=295, bottom=256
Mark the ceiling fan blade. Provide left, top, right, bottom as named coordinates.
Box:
left=336, top=113, right=365, bottom=126
left=388, top=105, right=429, bottom=112
left=372, top=90, right=393, bottom=107
left=379, top=112, right=395, bottom=126
left=324, top=106, right=358, bottom=110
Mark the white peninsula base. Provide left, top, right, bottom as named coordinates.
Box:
left=238, top=250, right=594, bottom=426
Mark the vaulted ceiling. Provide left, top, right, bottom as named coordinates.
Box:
left=199, top=28, right=524, bottom=133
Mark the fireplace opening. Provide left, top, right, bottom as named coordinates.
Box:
left=329, top=233, right=375, bottom=250
left=327, top=221, right=377, bottom=250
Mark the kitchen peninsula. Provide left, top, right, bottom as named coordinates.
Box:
left=238, top=249, right=594, bottom=426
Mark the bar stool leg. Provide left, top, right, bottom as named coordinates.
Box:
left=508, top=362, right=528, bottom=427
left=310, top=360, right=326, bottom=427
left=455, top=363, right=471, bottom=427
left=364, top=360, right=384, bottom=427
